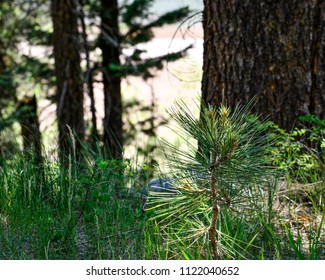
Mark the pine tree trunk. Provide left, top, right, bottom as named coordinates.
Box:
left=100, top=0, right=123, bottom=159
left=79, top=3, right=99, bottom=144
left=202, top=0, right=325, bottom=131
left=19, top=95, right=43, bottom=164
left=51, top=0, right=85, bottom=158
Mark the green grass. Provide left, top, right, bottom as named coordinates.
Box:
left=0, top=142, right=324, bottom=260
left=0, top=146, right=152, bottom=260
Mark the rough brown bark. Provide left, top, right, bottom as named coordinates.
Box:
left=100, top=0, right=123, bottom=159
left=51, top=0, right=85, bottom=158
left=202, top=0, right=325, bottom=131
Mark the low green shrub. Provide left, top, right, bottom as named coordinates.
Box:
left=269, top=115, right=324, bottom=182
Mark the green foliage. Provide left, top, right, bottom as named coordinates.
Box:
left=2, top=0, right=324, bottom=260
left=0, top=136, right=324, bottom=259
left=148, top=7, right=191, bottom=28
left=117, top=0, right=192, bottom=79
left=109, top=46, right=192, bottom=79
left=1, top=0, right=193, bottom=160
left=84, top=0, right=192, bottom=79
left=121, top=0, right=153, bottom=27
left=146, top=99, right=277, bottom=259
left=269, top=115, right=325, bottom=181
left=16, top=55, right=54, bottom=85
left=0, top=0, right=53, bottom=148
left=298, top=115, right=325, bottom=150
left=0, top=1, right=18, bottom=114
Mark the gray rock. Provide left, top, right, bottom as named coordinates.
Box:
left=145, top=177, right=177, bottom=193
left=142, top=173, right=209, bottom=210
left=142, top=177, right=178, bottom=210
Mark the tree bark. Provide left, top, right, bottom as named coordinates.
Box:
left=99, top=0, right=123, bottom=159
left=202, top=0, right=325, bottom=131
left=18, top=95, right=43, bottom=164
left=79, top=1, right=99, bottom=143
left=51, top=0, right=85, bottom=158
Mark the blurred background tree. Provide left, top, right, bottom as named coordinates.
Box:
left=0, top=0, right=18, bottom=161
left=93, top=0, right=192, bottom=159
left=0, top=0, right=196, bottom=165
left=51, top=0, right=85, bottom=162
left=1, top=0, right=53, bottom=165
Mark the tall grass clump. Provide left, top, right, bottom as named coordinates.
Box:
left=146, top=99, right=277, bottom=259
left=0, top=134, right=156, bottom=259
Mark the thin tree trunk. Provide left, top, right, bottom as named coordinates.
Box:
left=88, top=69, right=99, bottom=141
left=79, top=0, right=99, bottom=142
left=99, top=0, right=123, bottom=159
left=202, top=0, right=325, bottom=131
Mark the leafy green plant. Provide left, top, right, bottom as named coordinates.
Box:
left=146, top=99, right=277, bottom=259
left=269, top=115, right=324, bottom=181
left=298, top=115, right=325, bottom=150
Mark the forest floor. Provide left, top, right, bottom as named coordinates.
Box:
left=272, top=180, right=325, bottom=258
